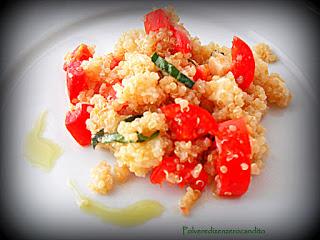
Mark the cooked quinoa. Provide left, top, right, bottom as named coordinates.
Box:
left=64, top=6, right=292, bottom=216
left=89, top=161, right=114, bottom=195
left=179, top=187, right=201, bottom=216
left=113, top=164, right=131, bottom=184
left=254, top=43, right=278, bottom=63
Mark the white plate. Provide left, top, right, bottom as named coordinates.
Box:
left=1, top=2, right=318, bottom=239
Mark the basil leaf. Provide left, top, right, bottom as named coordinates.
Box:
left=188, top=58, right=198, bottom=66
left=151, top=52, right=195, bottom=89
left=92, top=129, right=160, bottom=148
left=91, top=129, right=105, bottom=149
left=100, top=133, right=128, bottom=144
left=123, top=115, right=143, bottom=122
left=137, top=130, right=160, bottom=143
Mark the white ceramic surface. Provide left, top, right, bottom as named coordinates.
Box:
left=1, top=1, right=318, bottom=239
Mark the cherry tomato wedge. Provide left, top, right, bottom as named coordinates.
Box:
left=193, top=65, right=209, bottom=81
left=65, top=104, right=93, bottom=146
left=63, top=43, right=93, bottom=70
left=110, top=56, right=122, bottom=70
left=160, top=104, right=218, bottom=141
left=150, top=156, right=177, bottom=184
left=99, top=82, right=117, bottom=100
left=214, top=118, right=251, bottom=197
left=150, top=155, right=208, bottom=191
left=66, top=61, right=88, bottom=103
left=64, top=44, right=94, bottom=103
left=172, top=26, right=191, bottom=54
left=144, top=9, right=171, bottom=34
left=71, top=44, right=93, bottom=62
left=231, top=36, right=255, bottom=90
left=144, top=8, right=191, bottom=54
left=189, top=168, right=208, bottom=191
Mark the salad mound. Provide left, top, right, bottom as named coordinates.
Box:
left=63, top=6, right=292, bottom=215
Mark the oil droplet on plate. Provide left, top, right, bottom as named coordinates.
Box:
left=68, top=179, right=165, bottom=227
left=24, top=111, right=63, bottom=171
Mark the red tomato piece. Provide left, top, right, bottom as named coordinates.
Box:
left=65, top=104, right=93, bottom=146
left=92, top=82, right=102, bottom=94
left=150, top=156, right=177, bottom=184
left=214, top=118, right=251, bottom=197
left=189, top=168, right=209, bottom=191
left=144, top=9, right=172, bottom=34
left=71, top=44, right=93, bottom=62
left=150, top=155, right=208, bottom=191
left=149, top=165, right=166, bottom=185
left=99, top=78, right=122, bottom=101
left=116, top=103, right=132, bottom=115
left=160, top=104, right=218, bottom=141
left=144, top=8, right=191, bottom=54
left=99, top=82, right=117, bottom=100
left=176, top=160, right=196, bottom=188
left=231, top=36, right=255, bottom=90
left=66, top=61, right=88, bottom=103
left=63, top=43, right=93, bottom=70
left=110, top=56, right=122, bottom=70
left=193, top=65, right=209, bottom=81
left=172, top=26, right=191, bottom=54
left=90, top=76, right=121, bottom=96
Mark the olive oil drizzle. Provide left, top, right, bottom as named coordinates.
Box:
left=24, top=111, right=63, bottom=171
left=68, top=179, right=165, bottom=227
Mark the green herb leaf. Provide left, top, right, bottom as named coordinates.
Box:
left=92, top=129, right=160, bottom=148
left=100, top=133, right=128, bottom=144
left=188, top=58, right=198, bottom=66
left=151, top=52, right=195, bottom=89
left=123, top=115, right=143, bottom=122
left=91, top=129, right=105, bottom=149
left=137, top=130, right=160, bottom=143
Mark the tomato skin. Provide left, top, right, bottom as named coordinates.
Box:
left=71, top=44, right=93, bottom=62
left=214, top=118, right=251, bottom=197
left=144, top=9, right=171, bottom=34
left=150, top=155, right=208, bottom=191
left=99, top=82, right=117, bottom=100
left=64, top=44, right=94, bottom=103
left=63, top=43, right=93, bottom=71
left=193, top=65, right=209, bottom=81
left=189, top=168, right=208, bottom=191
left=150, top=156, right=177, bottom=184
left=65, top=104, right=93, bottom=146
left=231, top=36, right=255, bottom=90
left=66, top=61, right=88, bottom=103
left=144, top=8, right=191, bottom=54
left=172, top=26, right=191, bottom=54
left=160, top=104, right=218, bottom=141
left=110, top=56, right=122, bottom=70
